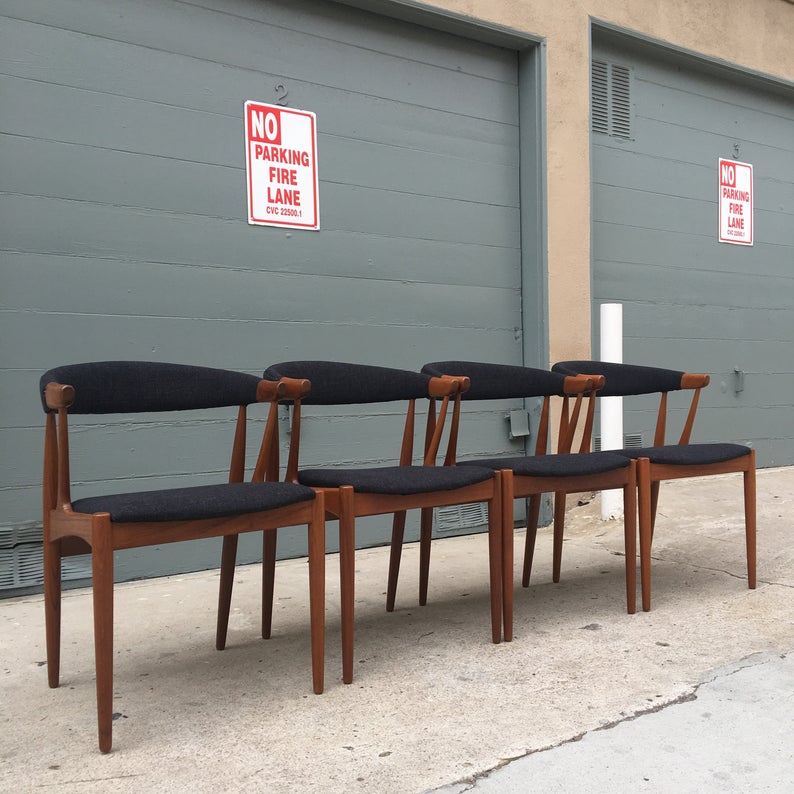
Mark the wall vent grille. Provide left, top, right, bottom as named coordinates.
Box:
left=594, top=433, right=644, bottom=452
left=0, top=523, right=92, bottom=591
left=436, top=503, right=488, bottom=533
left=592, top=60, right=632, bottom=139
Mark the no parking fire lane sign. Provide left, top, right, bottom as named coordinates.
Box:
left=718, top=158, right=753, bottom=246
left=245, top=101, right=319, bottom=230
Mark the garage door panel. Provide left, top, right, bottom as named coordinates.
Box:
left=1, top=199, right=520, bottom=290
left=1, top=0, right=527, bottom=583
left=593, top=36, right=793, bottom=466
left=593, top=224, right=793, bottom=280
left=593, top=145, right=794, bottom=210
left=2, top=311, right=522, bottom=372
left=1, top=0, right=517, bottom=123
left=595, top=184, right=792, bottom=247
left=635, top=82, right=794, bottom=152
left=1, top=256, right=521, bottom=332
left=321, top=137, right=518, bottom=206
left=596, top=260, right=792, bottom=311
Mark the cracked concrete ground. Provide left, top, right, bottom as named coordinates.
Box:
left=1, top=467, right=792, bottom=792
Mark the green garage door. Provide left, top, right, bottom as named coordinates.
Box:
left=0, top=0, right=528, bottom=587
left=591, top=30, right=794, bottom=466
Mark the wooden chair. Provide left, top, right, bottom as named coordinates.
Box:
left=40, top=361, right=325, bottom=752
left=552, top=360, right=756, bottom=611
left=421, top=361, right=639, bottom=641
left=245, top=361, right=510, bottom=685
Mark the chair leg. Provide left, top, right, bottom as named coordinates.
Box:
left=307, top=497, right=325, bottom=695
left=338, top=487, right=355, bottom=685
left=623, top=462, right=637, bottom=615
left=386, top=511, right=407, bottom=612
left=637, top=458, right=653, bottom=612
left=216, top=533, right=239, bottom=650
left=551, top=491, right=566, bottom=583
left=486, top=474, right=503, bottom=645
left=261, top=529, right=278, bottom=639
left=744, top=453, right=757, bottom=589
left=522, top=494, right=541, bottom=587
left=43, top=535, right=62, bottom=689
left=501, top=471, right=514, bottom=643
left=419, top=507, right=433, bottom=606
left=649, top=480, right=661, bottom=540
left=91, top=516, right=114, bottom=754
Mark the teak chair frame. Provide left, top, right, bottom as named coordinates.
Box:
left=41, top=365, right=325, bottom=753
left=422, top=361, right=639, bottom=641
left=554, top=361, right=757, bottom=611
left=243, top=362, right=511, bottom=686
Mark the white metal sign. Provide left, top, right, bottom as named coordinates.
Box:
left=245, top=101, right=319, bottom=229
left=718, top=158, right=753, bottom=245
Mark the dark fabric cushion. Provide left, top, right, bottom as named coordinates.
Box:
left=264, top=361, right=431, bottom=405
left=422, top=361, right=569, bottom=400
left=41, top=361, right=262, bottom=414
left=298, top=465, right=494, bottom=494
left=615, top=443, right=752, bottom=465
left=552, top=361, right=685, bottom=397
left=71, top=481, right=316, bottom=523
left=459, top=451, right=631, bottom=477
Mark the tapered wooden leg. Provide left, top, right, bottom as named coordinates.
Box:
left=307, top=496, right=326, bottom=695
left=215, top=534, right=239, bottom=650
left=522, top=493, right=541, bottom=587
left=551, top=491, right=566, bottom=583
left=338, top=487, right=355, bottom=685
left=386, top=511, right=407, bottom=612
left=501, top=471, right=514, bottom=643
left=744, top=452, right=757, bottom=589
left=91, top=515, right=114, bottom=754
left=43, top=534, right=62, bottom=688
left=637, top=458, right=653, bottom=612
left=419, top=507, right=433, bottom=606
left=487, top=476, right=503, bottom=645
left=649, top=480, right=661, bottom=540
left=261, top=529, right=278, bottom=639
left=623, top=462, right=637, bottom=615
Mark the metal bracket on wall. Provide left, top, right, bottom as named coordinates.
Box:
left=506, top=409, right=531, bottom=440
left=734, top=367, right=745, bottom=393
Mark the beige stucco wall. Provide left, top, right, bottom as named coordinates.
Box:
left=421, top=0, right=794, bottom=364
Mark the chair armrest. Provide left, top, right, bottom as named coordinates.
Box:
left=44, top=382, right=76, bottom=410
left=256, top=377, right=311, bottom=403
left=562, top=374, right=603, bottom=394
left=681, top=373, right=710, bottom=389
left=427, top=375, right=470, bottom=398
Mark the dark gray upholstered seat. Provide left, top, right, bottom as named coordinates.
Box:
left=298, top=464, right=493, bottom=494
left=72, top=481, right=316, bottom=523
left=40, top=361, right=325, bottom=753
left=458, top=451, right=631, bottom=478
left=615, top=443, right=752, bottom=466
left=551, top=360, right=756, bottom=612
left=422, top=360, right=640, bottom=626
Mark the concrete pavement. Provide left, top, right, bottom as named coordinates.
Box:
left=1, top=466, right=792, bottom=792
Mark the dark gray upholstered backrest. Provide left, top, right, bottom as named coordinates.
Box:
left=552, top=361, right=685, bottom=397
left=422, top=361, right=569, bottom=400
left=264, top=361, right=431, bottom=405
left=40, top=361, right=262, bottom=414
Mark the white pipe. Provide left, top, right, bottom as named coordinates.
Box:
left=600, top=303, right=623, bottom=520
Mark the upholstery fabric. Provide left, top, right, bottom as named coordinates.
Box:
left=40, top=361, right=262, bottom=414
left=552, top=361, right=685, bottom=397
left=615, top=443, right=752, bottom=465
left=265, top=361, right=431, bottom=405
left=422, top=361, right=569, bottom=400
left=298, top=464, right=493, bottom=494
left=71, top=481, right=316, bottom=523
left=459, top=451, right=631, bottom=477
